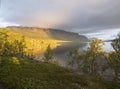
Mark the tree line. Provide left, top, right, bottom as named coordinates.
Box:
left=0, top=28, right=57, bottom=60
left=0, top=29, right=26, bottom=56
left=68, top=33, right=120, bottom=81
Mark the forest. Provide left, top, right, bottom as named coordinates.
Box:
left=0, top=28, right=57, bottom=59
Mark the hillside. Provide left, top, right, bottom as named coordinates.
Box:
left=0, top=57, right=120, bottom=89
left=7, top=26, right=88, bottom=42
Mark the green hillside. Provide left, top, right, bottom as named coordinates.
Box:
left=0, top=57, right=120, bottom=89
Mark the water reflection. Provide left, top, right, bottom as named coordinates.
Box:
left=104, top=42, right=114, bottom=52
left=53, top=42, right=88, bottom=66
left=54, top=41, right=114, bottom=66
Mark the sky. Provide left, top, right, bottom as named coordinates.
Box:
left=0, top=0, right=120, bottom=40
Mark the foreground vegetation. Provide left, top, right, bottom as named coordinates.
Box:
left=0, top=57, right=120, bottom=89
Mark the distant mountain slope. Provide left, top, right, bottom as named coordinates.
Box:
left=7, top=26, right=88, bottom=42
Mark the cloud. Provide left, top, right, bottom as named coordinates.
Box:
left=1, top=0, right=120, bottom=30
left=82, top=28, right=120, bottom=40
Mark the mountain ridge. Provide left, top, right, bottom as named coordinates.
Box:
left=7, top=26, right=88, bottom=42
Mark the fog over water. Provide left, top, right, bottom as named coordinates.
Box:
left=78, top=28, right=120, bottom=52
left=80, top=29, right=120, bottom=41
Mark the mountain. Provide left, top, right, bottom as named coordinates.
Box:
left=7, top=26, right=88, bottom=42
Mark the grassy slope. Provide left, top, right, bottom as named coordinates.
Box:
left=0, top=57, right=120, bottom=89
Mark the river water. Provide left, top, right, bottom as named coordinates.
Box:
left=35, top=29, right=119, bottom=66
left=53, top=42, right=87, bottom=66
left=54, top=41, right=114, bottom=66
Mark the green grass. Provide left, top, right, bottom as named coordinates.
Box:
left=0, top=57, right=120, bottom=89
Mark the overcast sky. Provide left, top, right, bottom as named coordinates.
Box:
left=0, top=0, right=120, bottom=36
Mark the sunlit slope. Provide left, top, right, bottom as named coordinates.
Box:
left=0, top=28, right=58, bottom=59
left=8, top=26, right=88, bottom=42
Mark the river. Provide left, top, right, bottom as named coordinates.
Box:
left=54, top=41, right=114, bottom=66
